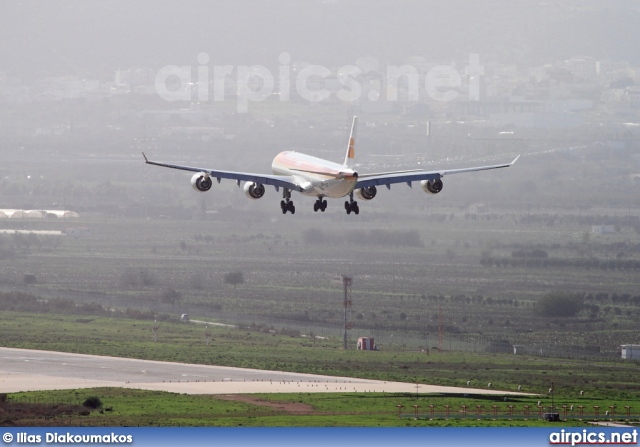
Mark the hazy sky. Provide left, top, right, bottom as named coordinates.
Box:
left=1, top=0, right=639, bottom=80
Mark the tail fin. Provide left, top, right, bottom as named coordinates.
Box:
left=343, top=116, right=358, bottom=168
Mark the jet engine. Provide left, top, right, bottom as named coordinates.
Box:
left=243, top=182, right=266, bottom=199
left=354, top=185, right=377, bottom=201
left=420, top=178, right=443, bottom=194
left=191, top=173, right=213, bottom=192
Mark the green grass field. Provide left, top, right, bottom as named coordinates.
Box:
left=7, top=387, right=633, bottom=427
left=1, top=310, right=640, bottom=426
left=1, top=310, right=639, bottom=397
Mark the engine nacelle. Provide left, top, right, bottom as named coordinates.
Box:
left=421, top=178, right=443, bottom=194
left=354, top=185, right=377, bottom=201
left=243, top=182, right=266, bottom=199
left=191, top=173, right=213, bottom=192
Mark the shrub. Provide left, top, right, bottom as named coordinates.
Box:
left=82, top=396, right=103, bottom=409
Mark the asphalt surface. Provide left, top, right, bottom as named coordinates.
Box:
left=0, top=347, right=528, bottom=396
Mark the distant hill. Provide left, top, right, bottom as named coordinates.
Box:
left=0, top=0, right=639, bottom=80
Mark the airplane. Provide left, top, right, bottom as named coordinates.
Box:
left=142, top=116, right=519, bottom=215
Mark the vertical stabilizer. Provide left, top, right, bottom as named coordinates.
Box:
left=343, top=116, right=358, bottom=168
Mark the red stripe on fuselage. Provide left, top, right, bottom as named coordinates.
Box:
left=271, top=151, right=358, bottom=198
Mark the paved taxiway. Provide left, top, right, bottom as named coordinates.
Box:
left=0, top=347, right=528, bottom=396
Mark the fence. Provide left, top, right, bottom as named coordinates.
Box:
left=399, top=404, right=639, bottom=422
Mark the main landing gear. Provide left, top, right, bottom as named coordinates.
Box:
left=313, top=198, right=328, bottom=212
left=280, top=191, right=360, bottom=215
left=344, top=193, right=359, bottom=215
left=280, top=188, right=295, bottom=214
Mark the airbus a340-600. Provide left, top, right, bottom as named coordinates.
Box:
left=142, top=117, right=519, bottom=215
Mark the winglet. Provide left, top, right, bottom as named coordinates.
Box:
left=142, top=152, right=149, bottom=163
left=510, top=155, right=521, bottom=165
left=343, top=116, right=358, bottom=168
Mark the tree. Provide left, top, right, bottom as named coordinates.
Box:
left=119, top=268, right=158, bottom=287
left=23, top=273, right=37, bottom=285
left=161, top=288, right=181, bottom=305
left=535, top=292, right=584, bottom=318
left=138, top=269, right=158, bottom=286
left=190, top=272, right=205, bottom=290
left=224, top=271, right=244, bottom=288
left=445, top=248, right=456, bottom=262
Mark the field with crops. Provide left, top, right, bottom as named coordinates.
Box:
left=0, top=201, right=638, bottom=360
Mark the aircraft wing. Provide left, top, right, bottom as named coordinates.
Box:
left=142, top=153, right=304, bottom=192
left=354, top=156, right=520, bottom=189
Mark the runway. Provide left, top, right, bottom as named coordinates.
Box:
left=0, top=347, right=527, bottom=396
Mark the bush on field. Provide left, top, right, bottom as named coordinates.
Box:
left=82, top=396, right=103, bottom=409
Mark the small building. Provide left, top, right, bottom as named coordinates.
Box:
left=621, top=344, right=640, bottom=359
left=592, top=225, right=616, bottom=234
left=64, top=227, right=91, bottom=237
left=513, top=344, right=526, bottom=355
left=357, top=336, right=376, bottom=351
left=0, top=209, right=79, bottom=219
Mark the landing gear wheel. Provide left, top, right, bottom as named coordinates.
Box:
left=281, top=200, right=295, bottom=214
left=345, top=196, right=359, bottom=215
left=314, top=198, right=328, bottom=212
left=281, top=188, right=295, bottom=215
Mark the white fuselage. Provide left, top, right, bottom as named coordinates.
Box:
left=271, top=151, right=358, bottom=198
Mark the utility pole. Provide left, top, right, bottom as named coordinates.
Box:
left=342, top=276, right=352, bottom=350
left=438, top=306, right=444, bottom=352
left=152, top=320, right=159, bottom=342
